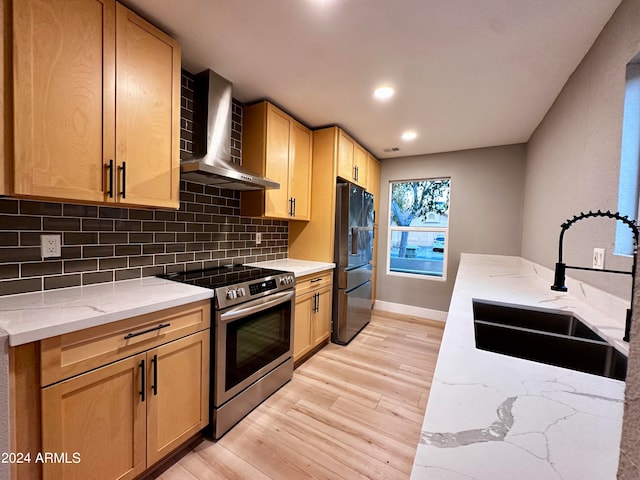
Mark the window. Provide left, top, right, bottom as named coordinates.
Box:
left=616, top=57, right=640, bottom=256
left=387, top=178, right=451, bottom=279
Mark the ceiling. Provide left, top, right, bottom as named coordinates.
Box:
left=121, top=0, right=622, bottom=159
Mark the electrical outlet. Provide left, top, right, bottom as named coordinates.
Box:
left=593, top=248, right=605, bottom=270
left=256, top=232, right=262, bottom=245
left=41, top=234, right=62, bottom=259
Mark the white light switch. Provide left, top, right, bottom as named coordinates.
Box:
left=256, top=232, right=262, bottom=245
left=593, top=248, right=605, bottom=269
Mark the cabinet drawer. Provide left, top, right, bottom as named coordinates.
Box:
left=40, top=300, right=211, bottom=387
left=296, top=271, right=333, bottom=297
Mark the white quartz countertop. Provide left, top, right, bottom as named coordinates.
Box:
left=244, top=258, right=335, bottom=277
left=0, top=277, right=213, bottom=346
left=411, top=254, right=627, bottom=480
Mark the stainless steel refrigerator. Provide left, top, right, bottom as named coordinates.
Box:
left=332, top=181, right=374, bottom=345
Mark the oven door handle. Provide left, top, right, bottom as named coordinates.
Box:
left=219, top=289, right=295, bottom=323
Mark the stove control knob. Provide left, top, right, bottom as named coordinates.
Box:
left=236, top=287, right=246, bottom=297
left=279, top=277, right=288, bottom=285
left=226, top=289, right=237, bottom=300
left=288, top=275, right=295, bottom=285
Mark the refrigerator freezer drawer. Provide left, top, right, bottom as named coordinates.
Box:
left=337, top=263, right=372, bottom=290
left=332, top=280, right=372, bottom=345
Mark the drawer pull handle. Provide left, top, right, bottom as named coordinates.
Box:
left=124, top=323, right=171, bottom=340
left=139, top=359, right=146, bottom=402
left=151, top=354, right=158, bottom=396
left=310, top=278, right=322, bottom=283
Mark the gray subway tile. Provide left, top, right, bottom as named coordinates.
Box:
left=44, top=274, right=82, bottom=290
left=0, top=215, right=41, bottom=230
left=82, top=271, right=113, bottom=285
left=64, top=259, right=98, bottom=273
left=21, top=261, right=63, bottom=277
left=0, top=278, right=42, bottom=295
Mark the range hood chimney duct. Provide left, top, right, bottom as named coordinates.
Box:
left=180, top=70, right=279, bottom=191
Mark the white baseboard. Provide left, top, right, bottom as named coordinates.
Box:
left=374, top=300, right=447, bottom=322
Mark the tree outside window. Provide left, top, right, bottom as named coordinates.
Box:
left=388, top=178, right=450, bottom=279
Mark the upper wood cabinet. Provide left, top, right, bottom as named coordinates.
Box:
left=114, top=4, right=181, bottom=208
left=337, top=129, right=367, bottom=188
left=289, top=127, right=379, bottom=262
left=10, top=0, right=180, bottom=208
left=241, top=102, right=312, bottom=220
left=366, top=153, right=381, bottom=216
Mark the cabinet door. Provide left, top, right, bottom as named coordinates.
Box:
left=367, top=154, right=381, bottom=214
left=13, top=0, right=115, bottom=202
left=353, top=144, right=368, bottom=187
left=264, top=105, right=292, bottom=218
left=337, top=130, right=354, bottom=182
left=115, top=3, right=180, bottom=209
left=289, top=121, right=312, bottom=220
left=147, top=330, right=209, bottom=466
left=313, top=286, right=333, bottom=345
left=41, top=353, right=146, bottom=480
left=294, top=291, right=314, bottom=361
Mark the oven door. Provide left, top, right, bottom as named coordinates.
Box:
left=215, top=289, right=294, bottom=406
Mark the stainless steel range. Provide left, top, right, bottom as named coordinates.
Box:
left=162, top=265, right=296, bottom=439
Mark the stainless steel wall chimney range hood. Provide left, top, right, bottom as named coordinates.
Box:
left=180, top=70, right=279, bottom=191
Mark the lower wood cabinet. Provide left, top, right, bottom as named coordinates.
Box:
left=41, top=329, right=209, bottom=480
left=294, top=271, right=333, bottom=363
left=11, top=300, right=211, bottom=480
left=41, top=353, right=148, bottom=480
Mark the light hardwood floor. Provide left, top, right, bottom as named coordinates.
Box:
left=156, top=310, right=444, bottom=480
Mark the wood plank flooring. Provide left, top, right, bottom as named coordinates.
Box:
left=156, top=310, right=444, bottom=480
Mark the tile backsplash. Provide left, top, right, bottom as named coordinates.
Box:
left=0, top=70, right=288, bottom=296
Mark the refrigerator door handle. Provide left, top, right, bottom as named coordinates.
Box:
left=351, top=227, right=358, bottom=255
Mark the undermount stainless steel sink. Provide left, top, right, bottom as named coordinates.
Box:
left=472, top=299, right=627, bottom=381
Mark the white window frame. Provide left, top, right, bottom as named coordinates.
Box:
left=386, top=178, right=450, bottom=282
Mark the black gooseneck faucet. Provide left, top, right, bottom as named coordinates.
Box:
left=550, top=210, right=638, bottom=342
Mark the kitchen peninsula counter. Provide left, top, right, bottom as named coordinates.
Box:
left=411, top=254, right=627, bottom=479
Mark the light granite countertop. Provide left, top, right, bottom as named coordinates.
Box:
left=244, top=258, right=335, bottom=277
left=0, top=277, right=213, bottom=346
left=411, top=254, right=627, bottom=480
left=0, top=258, right=334, bottom=347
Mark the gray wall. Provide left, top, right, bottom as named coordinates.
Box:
left=377, top=144, right=526, bottom=312
left=512, top=0, right=640, bottom=475
left=521, top=0, right=637, bottom=299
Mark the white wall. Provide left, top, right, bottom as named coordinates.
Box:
left=377, top=144, right=526, bottom=313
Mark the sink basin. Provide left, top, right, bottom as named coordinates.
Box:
left=472, top=299, right=626, bottom=380
left=472, top=299, right=605, bottom=341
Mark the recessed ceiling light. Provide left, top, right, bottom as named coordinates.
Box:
left=373, top=86, right=394, bottom=100
left=402, top=131, right=417, bottom=141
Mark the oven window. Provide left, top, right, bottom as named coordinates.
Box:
left=225, top=301, right=291, bottom=391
